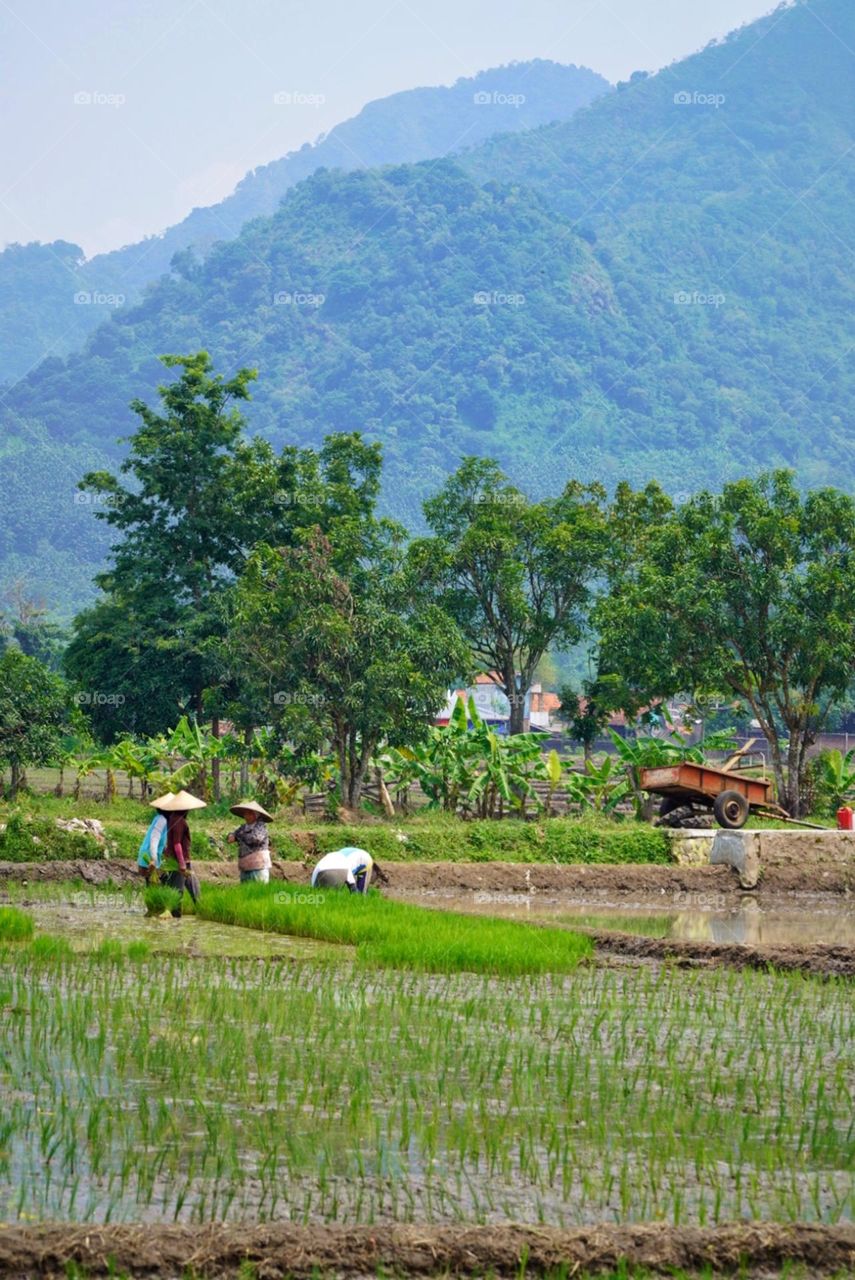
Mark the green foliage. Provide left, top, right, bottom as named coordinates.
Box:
left=599, top=471, right=855, bottom=815
left=0, top=813, right=102, bottom=862
left=0, top=63, right=607, bottom=389
left=0, top=906, right=34, bottom=941
left=0, top=649, right=76, bottom=795
left=274, top=815, right=671, bottom=866
left=234, top=519, right=471, bottom=808
left=384, top=695, right=547, bottom=816
left=565, top=755, right=629, bottom=814
left=4, top=2, right=855, bottom=619
left=812, top=748, right=855, bottom=816
left=197, top=881, right=592, bottom=976
left=412, top=458, right=607, bottom=734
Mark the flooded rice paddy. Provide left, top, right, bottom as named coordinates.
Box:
left=0, top=882, right=852, bottom=1230
left=391, top=888, right=855, bottom=948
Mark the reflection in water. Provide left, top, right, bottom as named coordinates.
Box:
left=391, top=890, right=855, bottom=948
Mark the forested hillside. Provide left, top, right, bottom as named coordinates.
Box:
left=3, top=0, right=854, bottom=615
left=0, top=61, right=607, bottom=386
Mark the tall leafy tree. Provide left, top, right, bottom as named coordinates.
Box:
left=598, top=471, right=855, bottom=815
left=0, top=649, right=75, bottom=795
left=232, top=528, right=470, bottom=809
left=412, top=458, right=608, bottom=733
left=65, top=355, right=385, bottom=739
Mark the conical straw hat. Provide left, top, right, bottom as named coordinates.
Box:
left=151, top=789, right=207, bottom=811
left=230, top=799, right=274, bottom=822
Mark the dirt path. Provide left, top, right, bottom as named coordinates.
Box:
left=0, top=1222, right=852, bottom=1278
left=588, top=930, right=855, bottom=977
left=2, top=857, right=851, bottom=895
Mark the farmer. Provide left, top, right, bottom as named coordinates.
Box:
left=150, top=789, right=206, bottom=915
left=137, top=795, right=171, bottom=883
left=227, top=799, right=274, bottom=883
left=311, top=846, right=376, bottom=894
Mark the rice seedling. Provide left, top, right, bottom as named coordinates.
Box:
left=0, top=905, right=34, bottom=941
left=143, top=885, right=183, bottom=917
left=0, top=935, right=851, bottom=1229
left=195, top=882, right=593, bottom=976
left=26, top=933, right=73, bottom=960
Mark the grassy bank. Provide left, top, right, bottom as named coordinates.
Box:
left=196, top=882, right=593, bottom=975
left=0, top=796, right=672, bottom=865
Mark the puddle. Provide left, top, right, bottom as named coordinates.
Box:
left=17, top=898, right=333, bottom=960
left=391, top=890, right=855, bottom=947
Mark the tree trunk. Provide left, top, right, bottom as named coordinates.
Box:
left=240, top=726, right=252, bottom=794
left=785, top=730, right=807, bottom=817
left=375, top=767, right=395, bottom=818
left=211, top=717, right=221, bottom=802
left=10, top=761, right=22, bottom=798
left=54, top=766, right=64, bottom=798
left=508, top=688, right=527, bottom=735
left=104, top=769, right=116, bottom=803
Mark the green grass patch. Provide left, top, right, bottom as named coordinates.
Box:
left=196, top=881, right=592, bottom=975
left=0, top=795, right=673, bottom=866
left=0, top=812, right=105, bottom=862
left=0, top=906, right=34, bottom=941
left=281, top=813, right=672, bottom=866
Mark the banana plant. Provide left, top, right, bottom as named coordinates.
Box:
left=565, top=755, right=630, bottom=814
left=819, top=747, right=855, bottom=812
left=545, top=749, right=564, bottom=815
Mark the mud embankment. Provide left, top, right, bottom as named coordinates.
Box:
left=0, top=1221, right=852, bottom=1279
left=1, top=857, right=851, bottom=895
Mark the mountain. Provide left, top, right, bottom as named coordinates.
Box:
left=0, top=61, right=608, bottom=386
left=4, top=0, right=855, bottom=617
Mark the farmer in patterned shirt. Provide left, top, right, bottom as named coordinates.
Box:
left=228, top=800, right=274, bottom=883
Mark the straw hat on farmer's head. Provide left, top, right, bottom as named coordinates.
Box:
left=230, top=799, right=274, bottom=822
left=150, top=789, right=207, bottom=811
left=149, top=792, right=175, bottom=811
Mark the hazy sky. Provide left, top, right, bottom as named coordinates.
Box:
left=0, top=0, right=778, bottom=257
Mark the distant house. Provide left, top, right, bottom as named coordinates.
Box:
left=435, top=675, right=559, bottom=734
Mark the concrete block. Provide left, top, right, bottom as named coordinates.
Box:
left=710, top=830, right=761, bottom=889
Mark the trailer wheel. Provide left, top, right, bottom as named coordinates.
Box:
left=657, top=802, right=715, bottom=829
left=713, top=790, right=750, bottom=829
left=658, top=796, right=682, bottom=818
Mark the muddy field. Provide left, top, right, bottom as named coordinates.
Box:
left=1, top=1222, right=852, bottom=1278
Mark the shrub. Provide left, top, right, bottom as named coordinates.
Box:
left=0, top=812, right=103, bottom=862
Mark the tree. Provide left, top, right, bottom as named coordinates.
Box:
left=67, top=352, right=355, bottom=740
left=0, top=649, right=75, bottom=796
left=412, top=458, right=607, bottom=733
left=598, top=471, right=855, bottom=816
left=0, top=583, right=67, bottom=670
left=232, top=529, right=470, bottom=809
left=558, top=672, right=626, bottom=761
